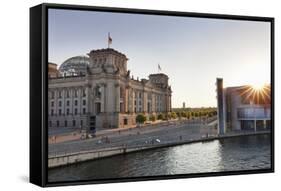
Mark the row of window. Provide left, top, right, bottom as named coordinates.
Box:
left=50, top=85, right=168, bottom=101
left=93, top=57, right=107, bottom=64
left=237, top=107, right=271, bottom=119
left=50, top=108, right=87, bottom=116
left=50, top=89, right=86, bottom=99
left=50, top=99, right=86, bottom=107
left=132, top=102, right=163, bottom=113
left=92, top=57, right=125, bottom=65
left=49, top=119, right=83, bottom=128
left=50, top=86, right=102, bottom=99
left=132, top=92, right=162, bottom=100
left=133, top=97, right=163, bottom=112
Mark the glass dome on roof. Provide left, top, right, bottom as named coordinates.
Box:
left=59, top=56, right=90, bottom=76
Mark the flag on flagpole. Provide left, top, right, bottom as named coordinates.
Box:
left=108, top=33, right=112, bottom=48
left=158, top=64, right=161, bottom=72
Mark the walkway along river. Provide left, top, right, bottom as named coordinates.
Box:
left=48, top=134, right=271, bottom=182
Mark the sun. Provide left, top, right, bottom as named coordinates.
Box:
left=251, top=82, right=265, bottom=91
left=238, top=81, right=270, bottom=105
left=251, top=83, right=265, bottom=91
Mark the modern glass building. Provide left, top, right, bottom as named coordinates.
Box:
left=216, top=78, right=271, bottom=133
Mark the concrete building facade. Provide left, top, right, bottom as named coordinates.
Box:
left=48, top=48, right=172, bottom=132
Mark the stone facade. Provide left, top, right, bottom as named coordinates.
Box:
left=48, top=63, right=59, bottom=78
left=48, top=48, right=172, bottom=132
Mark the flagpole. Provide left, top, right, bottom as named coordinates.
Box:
left=158, top=63, right=161, bottom=73
left=108, top=32, right=109, bottom=48
left=158, top=65, right=159, bottom=73
left=158, top=63, right=159, bottom=73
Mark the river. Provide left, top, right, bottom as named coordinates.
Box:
left=48, top=134, right=271, bottom=182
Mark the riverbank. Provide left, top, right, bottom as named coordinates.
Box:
left=48, top=117, right=215, bottom=144
left=49, top=118, right=217, bottom=157
left=48, top=130, right=270, bottom=168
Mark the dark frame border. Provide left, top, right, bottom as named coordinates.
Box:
left=30, top=3, right=274, bottom=187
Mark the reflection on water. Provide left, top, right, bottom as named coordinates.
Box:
left=48, top=134, right=271, bottom=182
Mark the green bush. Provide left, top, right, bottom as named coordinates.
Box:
left=157, top=113, right=164, bottom=120
left=149, top=115, right=156, bottom=122
left=136, top=114, right=147, bottom=124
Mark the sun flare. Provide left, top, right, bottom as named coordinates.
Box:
left=238, top=82, right=270, bottom=105
left=251, top=83, right=265, bottom=91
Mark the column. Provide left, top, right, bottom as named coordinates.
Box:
left=164, top=93, right=169, bottom=112
left=115, top=84, right=120, bottom=112
left=151, top=94, right=155, bottom=112
left=124, top=87, right=128, bottom=113
left=54, top=88, right=58, bottom=115
left=86, top=85, right=91, bottom=132
left=86, top=85, right=91, bottom=114
left=128, top=88, right=131, bottom=113
left=62, top=88, right=65, bottom=115
left=101, top=84, right=106, bottom=112
left=169, top=95, right=172, bottom=112
left=143, top=91, right=147, bottom=113
left=71, top=88, right=74, bottom=115
left=130, top=89, right=134, bottom=113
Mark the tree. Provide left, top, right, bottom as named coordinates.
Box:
left=191, top=111, right=194, bottom=117
left=213, top=110, right=217, bottom=116
left=186, top=111, right=191, bottom=119
left=181, top=111, right=187, bottom=118
left=136, top=114, right=147, bottom=124
left=171, top=112, right=177, bottom=119
left=208, top=112, right=213, bottom=117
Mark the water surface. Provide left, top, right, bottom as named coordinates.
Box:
left=48, top=134, right=271, bottom=182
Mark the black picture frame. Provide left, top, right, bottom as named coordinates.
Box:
left=30, top=3, right=275, bottom=187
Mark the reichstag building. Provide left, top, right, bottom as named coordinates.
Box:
left=48, top=48, right=172, bottom=132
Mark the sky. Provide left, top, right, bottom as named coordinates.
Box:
left=48, top=9, right=271, bottom=108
